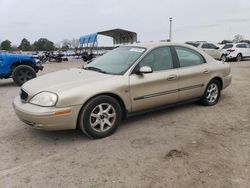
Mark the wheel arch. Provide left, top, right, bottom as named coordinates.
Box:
left=11, top=60, right=34, bottom=70
left=77, top=92, right=128, bottom=125
left=210, top=76, right=223, bottom=89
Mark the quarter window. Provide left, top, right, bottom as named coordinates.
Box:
left=138, top=47, right=173, bottom=71
left=175, top=47, right=205, bottom=67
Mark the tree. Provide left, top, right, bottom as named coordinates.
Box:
left=233, top=34, right=244, bottom=43
left=18, top=38, right=32, bottom=51
left=32, top=38, right=55, bottom=51
left=71, top=38, right=79, bottom=49
left=61, top=39, right=71, bottom=50
left=1, top=40, right=11, bottom=50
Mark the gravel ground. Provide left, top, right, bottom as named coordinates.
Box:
left=0, top=59, right=249, bottom=188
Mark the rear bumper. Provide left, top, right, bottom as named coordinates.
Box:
left=13, top=96, right=82, bottom=130
left=223, top=74, right=232, bottom=89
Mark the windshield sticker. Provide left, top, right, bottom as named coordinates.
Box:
left=130, top=48, right=145, bottom=53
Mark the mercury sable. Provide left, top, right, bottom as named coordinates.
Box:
left=13, top=42, right=232, bottom=138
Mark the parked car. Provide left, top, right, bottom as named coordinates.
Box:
left=13, top=42, right=232, bottom=138
left=186, top=42, right=221, bottom=60
left=220, top=43, right=250, bottom=62
left=0, top=52, right=43, bottom=85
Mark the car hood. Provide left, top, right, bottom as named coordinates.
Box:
left=22, top=68, right=114, bottom=95
left=7, top=53, right=33, bottom=59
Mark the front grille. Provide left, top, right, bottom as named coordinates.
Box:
left=20, top=89, right=29, bottom=101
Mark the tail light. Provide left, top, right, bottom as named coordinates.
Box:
left=227, top=49, right=235, bottom=52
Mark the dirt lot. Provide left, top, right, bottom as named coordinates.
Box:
left=0, top=59, right=249, bottom=188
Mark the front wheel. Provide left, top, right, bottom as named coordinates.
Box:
left=12, top=65, right=36, bottom=86
left=78, top=95, right=122, bottom=139
left=201, top=80, right=221, bottom=106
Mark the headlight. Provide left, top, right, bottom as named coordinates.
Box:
left=29, top=92, right=58, bottom=107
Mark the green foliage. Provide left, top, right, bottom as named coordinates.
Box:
left=0, top=40, right=11, bottom=50
left=18, top=38, right=32, bottom=51
left=32, top=38, right=55, bottom=51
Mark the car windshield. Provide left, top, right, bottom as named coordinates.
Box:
left=84, top=46, right=146, bottom=75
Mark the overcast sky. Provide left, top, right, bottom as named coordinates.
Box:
left=1, top=0, right=250, bottom=45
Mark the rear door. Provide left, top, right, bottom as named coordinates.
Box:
left=129, top=46, right=179, bottom=112
left=236, top=44, right=247, bottom=57
left=246, top=44, right=250, bottom=57
left=174, top=46, right=211, bottom=101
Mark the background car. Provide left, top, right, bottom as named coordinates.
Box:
left=185, top=41, right=222, bottom=60
left=0, top=52, right=43, bottom=85
left=13, top=42, right=232, bottom=139
left=220, top=43, right=250, bottom=62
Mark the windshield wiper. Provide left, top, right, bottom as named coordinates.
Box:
left=83, top=66, right=107, bottom=74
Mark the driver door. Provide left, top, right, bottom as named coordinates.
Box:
left=129, top=47, right=179, bottom=112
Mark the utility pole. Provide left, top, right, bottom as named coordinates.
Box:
left=169, top=17, right=173, bottom=41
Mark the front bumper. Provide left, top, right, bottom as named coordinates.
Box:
left=13, top=97, right=82, bottom=130
left=34, top=62, right=44, bottom=72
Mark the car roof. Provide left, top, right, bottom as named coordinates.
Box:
left=127, top=42, right=193, bottom=49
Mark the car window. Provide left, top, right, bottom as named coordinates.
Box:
left=201, top=43, right=210, bottom=49
left=222, top=44, right=233, bottom=49
left=138, top=47, right=173, bottom=71
left=175, top=47, right=205, bottom=67
left=202, top=43, right=217, bottom=49
left=236, top=44, right=247, bottom=48
left=186, top=42, right=199, bottom=47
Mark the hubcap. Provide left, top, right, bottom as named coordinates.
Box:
left=206, top=83, right=219, bottom=103
left=18, top=69, right=33, bottom=82
left=89, top=103, right=116, bottom=132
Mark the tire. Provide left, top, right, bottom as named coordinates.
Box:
left=236, top=54, right=242, bottom=62
left=201, top=79, right=221, bottom=106
left=12, top=65, right=36, bottom=86
left=221, top=54, right=227, bottom=62
left=78, top=95, right=122, bottom=139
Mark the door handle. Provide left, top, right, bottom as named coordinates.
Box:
left=203, top=69, right=209, bottom=74
left=167, top=74, right=177, bottom=81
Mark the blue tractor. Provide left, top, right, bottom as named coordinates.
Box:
left=0, top=52, right=43, bottom=86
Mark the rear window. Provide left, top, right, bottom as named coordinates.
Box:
left=222, top=44, right=233, bottom=49
left=185, top=42, right=199, bottom=47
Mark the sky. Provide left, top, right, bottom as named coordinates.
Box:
left=1, top=0, right=250, bottom=46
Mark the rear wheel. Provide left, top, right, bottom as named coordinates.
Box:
left=78, top=95, right=122, bottom=139
left=236, top=54, right=242, bottom=62
left=12, top=65, right=36, bottom=86
left=221, top=54, right=227, bottom=62
left=201, top=79, right=221, bottom=106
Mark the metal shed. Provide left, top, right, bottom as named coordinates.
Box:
left=79, top=28, right=137, bottom=46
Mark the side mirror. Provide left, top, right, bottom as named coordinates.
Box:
left=137, top=66, right=153, bottom=74
left=215, top=47, right=220, bottom=50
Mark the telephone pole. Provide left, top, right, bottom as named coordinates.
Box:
left=169, top=17, right=173, bottom=41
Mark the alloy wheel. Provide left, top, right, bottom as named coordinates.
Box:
left=89, top=103, right=116, bottom=132
left=206, top=83, right=219, bottom=103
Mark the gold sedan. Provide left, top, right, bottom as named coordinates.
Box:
left=13, top=42, right=232, bottom=138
